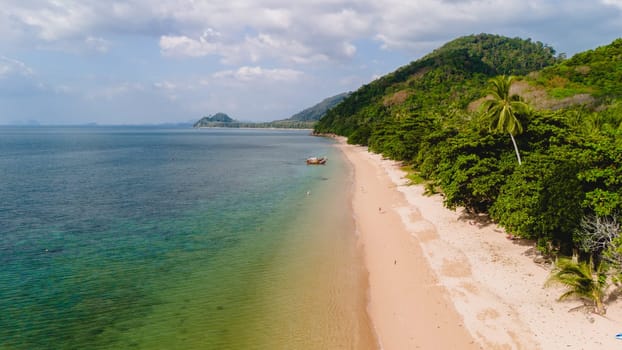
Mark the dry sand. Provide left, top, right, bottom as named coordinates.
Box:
left=338, top=139, right=622, bottom=350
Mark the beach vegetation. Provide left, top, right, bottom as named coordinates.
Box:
left=478, top=75, right=531, bottom=164
left=546, top=257, right=608, bottom=315
left=401, top=165, right=425, bottom=185
left=423, top=182, right=439, bottom=196
left=489, top=150, right=584, bottom=254
left=575, top=214, right=622, bottom=272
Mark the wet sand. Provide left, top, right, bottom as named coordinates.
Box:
left=339, top=140, right=479, bottom=349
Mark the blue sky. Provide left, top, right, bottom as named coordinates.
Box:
left=1, top=0, right=621, bottom=125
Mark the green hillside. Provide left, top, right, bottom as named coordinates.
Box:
left=315, top=34, right=560, bottom=142
left=288, top=92, right=351, bottom=121
left=315, top=34, right=622, bottom=270
left=535, top=38, right=622, bottom=98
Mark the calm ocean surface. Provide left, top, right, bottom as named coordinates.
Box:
left=0, top=127, right=375, bottom=349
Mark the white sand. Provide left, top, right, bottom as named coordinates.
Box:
left=339, top=140, right=622, bottom=350
left=340, top=140, right=478, bottom=349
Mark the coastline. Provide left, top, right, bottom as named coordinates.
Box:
left=338, top=139, right=479, bottom=349
left=337, top=138, right=622, bottom=349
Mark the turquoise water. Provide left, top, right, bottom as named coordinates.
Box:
left=0, top=127, right=375, bottom=349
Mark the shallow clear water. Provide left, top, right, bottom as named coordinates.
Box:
left=0, top=127, right=375, bottom=349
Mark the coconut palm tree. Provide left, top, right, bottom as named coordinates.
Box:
left=545, top=257, right=608, bottom=315
left=479, top=75, right=531, bottom=165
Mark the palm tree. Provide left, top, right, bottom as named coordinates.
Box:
left=545, top=257, right=608, bottom=315
left=479, top=75, right=531, bottom=165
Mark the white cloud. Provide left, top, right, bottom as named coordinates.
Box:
left=153, top=81, right=177, bottom=90
left=314, top=8, right=372, bottom=38
left=6, top=2, right=95, bottom=41
left=3, top=0, right=621, bottom=61
left=86, top=82, right=145, bottom=100
left=161, top=30, right=332, bottom=64
left=603, top=0, right=622, bottom=8
left=85, top=36, right=110, bottom=53
left=0, top=56, right=34, bottom=78
left=259, top=8, right=292, bottom=30
left=160, top=27, right=229, bottom=57
left=1, top=0, right=622, bottom=124
left=242, top=33, right=327, bottom=64
left=212, top=66, right=303, bottom=82
left=341, top=42, right=357, bottom=58
left=160, top=35, right=220, bottom=57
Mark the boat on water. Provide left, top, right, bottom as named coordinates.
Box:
left=306, top=157, right=327, bottom=165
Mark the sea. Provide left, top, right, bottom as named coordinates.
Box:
left=0, top=126, right=376, bottom=349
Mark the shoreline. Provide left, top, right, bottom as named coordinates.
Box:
left=338, top=139, right=479, bottom=349
left=337, top=139, right=622, bottom=349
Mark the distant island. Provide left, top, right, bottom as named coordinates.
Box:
left=200, top=112, right=234, bottom=123
left=193, top=113, right=236, bottom=127
left=193, top=92, right=351, bottom=129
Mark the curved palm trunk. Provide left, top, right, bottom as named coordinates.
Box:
left=594, top=291, right=606, bottom=314
left=509, top=133, right=522, bottom=165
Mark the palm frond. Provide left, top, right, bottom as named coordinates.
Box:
left=546, top=257, right=608, bottom=314
left=478, top=75, right=530, bottom=164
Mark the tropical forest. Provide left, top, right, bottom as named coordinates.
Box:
left=314, top=33, right=622, bottom=313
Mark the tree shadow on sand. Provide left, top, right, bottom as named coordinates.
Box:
left=457, top=210, right=494, bottom=229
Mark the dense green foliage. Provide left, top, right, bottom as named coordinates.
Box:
left=315, top=33, right=560, bottom=139
left=436, top=35, right=557, bottom=74
left=315, top=34, right=622, bottom=261
left=533, top=38, right=622, bottom=99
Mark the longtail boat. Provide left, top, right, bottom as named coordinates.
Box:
left=306, top=157, right=327, bottom=165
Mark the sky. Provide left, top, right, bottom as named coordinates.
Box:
left=1, top=1, right=621, bottom=125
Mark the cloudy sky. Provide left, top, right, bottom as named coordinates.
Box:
left=1, top=1, right=621, bottom=125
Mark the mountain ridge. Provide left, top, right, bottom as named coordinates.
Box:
left=193, top=92, right=350, bottom=128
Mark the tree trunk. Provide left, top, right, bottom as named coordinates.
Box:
left=594, top=290, right=606, bottom=315
left=509, top=133, right=522, bottom=165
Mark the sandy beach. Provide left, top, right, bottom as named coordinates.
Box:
left=338, top=139, right=622, bottom=350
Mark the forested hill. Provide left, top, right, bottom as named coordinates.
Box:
left=315, top=33, right=560, bottom=141
left=287, top=92, right=351, bottom=121
left=193, top=112, right=235, bottom=127
left=530, top=38, right=622, bottom=99
left=314, top=33, right=622, bottom=266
